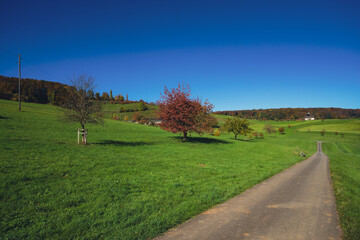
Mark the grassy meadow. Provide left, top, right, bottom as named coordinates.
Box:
left=0, top=99, right=359, bottom=239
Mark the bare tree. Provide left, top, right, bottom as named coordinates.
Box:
left=64, top=74, right=103, bottom=144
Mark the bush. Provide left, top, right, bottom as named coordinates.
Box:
left=278, top=127, right=285, bottom=134
left=213, top=128, right=221, bottom=136
left=288, top=125, right=291, bottom=128
left=123, top=115, right=129, bottom=121
left=138, top=101, right=148, bottom=111
left=252, top=131, right=258, bottom=138
left=259, top=133, right=264, bottom=139
left=335, top=131, right=338, bottom=135
left=132, top=113, right=143, bottom=122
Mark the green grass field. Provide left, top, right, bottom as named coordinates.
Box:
left=297, top=119, right=360, bottom=134
left=101, top=102, right=159, bottom=120
left=0, top=99, right=359, bottom=239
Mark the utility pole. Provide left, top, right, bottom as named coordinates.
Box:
left=18, top=53, right=22, bottom=111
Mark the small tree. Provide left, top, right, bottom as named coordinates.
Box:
left=102, top=92, right=109, bottom=100
left=63, top=74, right=103, bottom=144
left=321, top=129, right=326, bottom=136
left=222, top=117, right=253, bottom=140
left=157, top=83, right=214, bottom=142
left=264, top=123, right=276, bottom=135
left=110, top=90, right=114, bottom=100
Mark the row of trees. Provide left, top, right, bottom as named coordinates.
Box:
left=215, top=108, right=360, bottom=120
left=93, top=91, right=129, bottom=102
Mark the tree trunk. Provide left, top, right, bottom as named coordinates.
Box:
left=82, top=133, right=86, bottom=145
left=235, top=134, right=237, bottom=140
left=183, top=131, right=187, bottom=142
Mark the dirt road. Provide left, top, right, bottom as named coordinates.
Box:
left=155, top=141, right=342, bottom=240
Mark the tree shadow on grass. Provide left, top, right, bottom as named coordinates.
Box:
left=94, top=140, right=154, bottom=146
left=172, top=136, right=232, bottom=144
left=0, top=115, right=8, bottom=119
left=235, top=138, right=256, bottom=142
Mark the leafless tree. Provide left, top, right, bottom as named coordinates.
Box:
left=63, top=74, right=103, bottom=144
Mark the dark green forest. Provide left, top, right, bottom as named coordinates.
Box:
left=215, top=108, right=360, bottom=120
left=0, top=75, right=135, bottom=106
left=0, top=75, right=70, bottom=106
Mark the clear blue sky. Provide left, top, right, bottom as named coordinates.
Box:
left=1, top=0, right=359, bottom=111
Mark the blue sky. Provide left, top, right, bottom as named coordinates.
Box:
left=1, top=0, right=359, bottom=111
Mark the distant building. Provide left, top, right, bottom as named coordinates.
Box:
left=304, top=113, right=315, bottom=121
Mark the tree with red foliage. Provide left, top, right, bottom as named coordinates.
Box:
left=157, top=84, right=214, bottom=142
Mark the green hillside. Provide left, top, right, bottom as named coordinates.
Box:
left=0, top=100, right=359, bottom=239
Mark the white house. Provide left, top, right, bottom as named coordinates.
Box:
left=304, top=113, right=315, bottom=121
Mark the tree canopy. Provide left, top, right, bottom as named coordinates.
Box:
left=222, top=117, right=253, bottom=140
left=157, top=84, right=214, bottom=142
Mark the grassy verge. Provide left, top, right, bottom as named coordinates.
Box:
left=323, top=138, right=360, bottom=240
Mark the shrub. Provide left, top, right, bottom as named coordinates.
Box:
left=288, top=125, right=291, bottom=128
left=252, top=131, right=258, bottom=138
left=140, top=118, right=148, bottom=125
left=132, top=112, right=143, bottom=122
left=123, top=115, right=129, bottom=121
left=321, top=129, right=326, bottom=136
left=263, top=123, right=276, bottom=135
left=259, top=133, right=264, bottom=139
left=213, top=128, right=221, bottom=136
left=138, top=101, right=148, bottom=111
left=278, top=127, right=285, bottom=134
left=335, top=131, right=338, bottom=135
left=112, top=113, right=117, bottom=120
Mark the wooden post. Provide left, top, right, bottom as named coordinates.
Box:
left=77, top=129, right=88, bottom=145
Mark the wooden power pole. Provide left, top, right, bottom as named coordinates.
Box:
left=18, top=53, right=22, bottom=112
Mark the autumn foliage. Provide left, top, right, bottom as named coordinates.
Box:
left=157, top=84, right=214, bottom=142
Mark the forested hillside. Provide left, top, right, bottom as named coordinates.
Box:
left=0, top=75, right=70, bottom=106
left=0, top=75, right=135, bottom=106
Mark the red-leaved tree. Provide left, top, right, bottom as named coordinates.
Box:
left=157, top=84, right=214, bottom=142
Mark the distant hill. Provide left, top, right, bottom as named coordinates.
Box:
left=0, top=75, right=70, bottom=106
left=0, top=75, right=136, bottom=106
left=215, top=108, right=360, bottom=120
